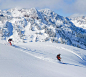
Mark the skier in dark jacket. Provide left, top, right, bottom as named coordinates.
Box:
left=8, top=38, right=12, bottom=45
left=56, top=54, right=61, bottom=61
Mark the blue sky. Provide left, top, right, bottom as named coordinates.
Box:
left=0, top=0, right=86, bottom=17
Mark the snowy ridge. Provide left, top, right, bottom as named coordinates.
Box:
left=0, top=8, right=86, bottom=50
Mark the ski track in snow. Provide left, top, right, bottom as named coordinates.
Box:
left=60, top=47, right=83, bottom=60
left=2, top=42, right=84, bottom=67
left=12, top=45, right=56, bottom=63
left=12, top=44, right=85, bottom=67
left=45, top=45, right=83, bottom=60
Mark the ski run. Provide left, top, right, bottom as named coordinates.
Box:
left=0, top=41, right=86, bottom=77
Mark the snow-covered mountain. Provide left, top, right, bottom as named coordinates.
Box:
left=0, top=8, right=86, bottom=49
left=0, top=8, right=86, bottom=77
left=69, top=16, right=86, bottom=29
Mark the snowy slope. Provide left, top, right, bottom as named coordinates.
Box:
left=0, top=8, right=86, bottom=50
left=0, top=42, right=86, bottom=77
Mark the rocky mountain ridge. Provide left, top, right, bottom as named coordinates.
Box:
left=0, top=8, right=86, bottom=49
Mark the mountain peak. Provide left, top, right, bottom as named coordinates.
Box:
left=0, top=8, right=86, bottom=50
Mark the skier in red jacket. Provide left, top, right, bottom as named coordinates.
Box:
left=56, top=54, right=61, bottom=61
left=8, top=38, right=12, bottom=45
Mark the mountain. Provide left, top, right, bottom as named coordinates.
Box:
left=0, top=8, right=86, bottom=50
left=69, top=16, right=86, bottom=29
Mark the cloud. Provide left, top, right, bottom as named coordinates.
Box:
left=0, top=0, right=61, bottom=9
left=62, top=0, right=86, bottom=15
left=69, top=13, right=86, bottom=18
left=73, top=0, right=86, bottom=13
left=0, top=0, right=86, bottom=16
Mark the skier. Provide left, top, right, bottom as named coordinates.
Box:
left=56, top=54, right=61, bottom=61
left=8, top=38, right=13, bottom=46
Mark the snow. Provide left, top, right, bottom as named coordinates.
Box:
left=0, top=8, right=86, bottom=77
left=0, top=41, right=86, bottom=77
left=70, top=16, right=86, bottom=29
